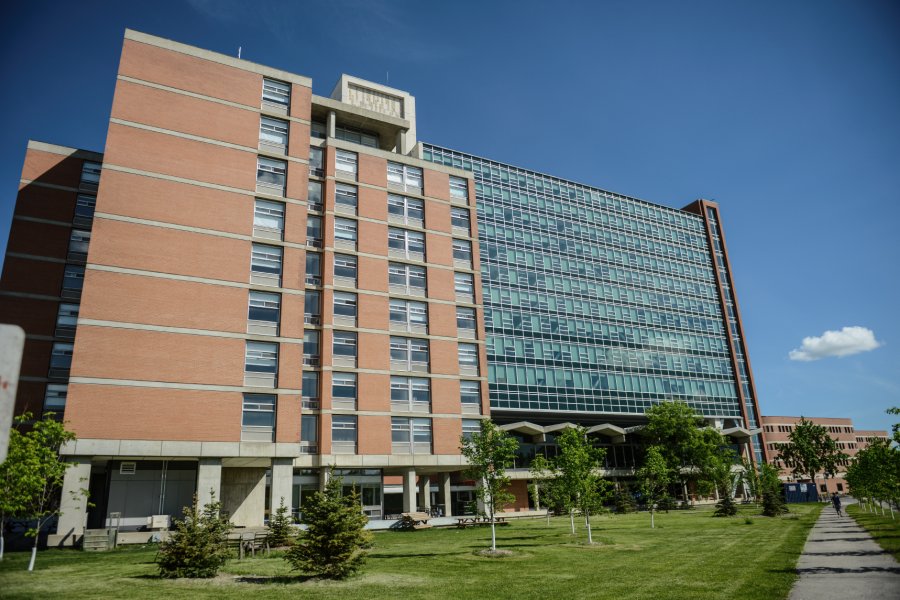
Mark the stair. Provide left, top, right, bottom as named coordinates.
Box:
left=82, top=528, right=113, bottom=551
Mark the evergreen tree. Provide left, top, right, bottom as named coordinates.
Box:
left=266, top=497, right=294, bottom=547
left=284, top=475, right=373, bottom=579
left=710, top=447, right=739, bottom=517
left=157, top=492, right=232, bottom=578
left=759, top=463, right=788, bottom=517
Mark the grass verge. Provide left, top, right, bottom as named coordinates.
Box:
left=0, top=503, right=821, bottom=600
left=846, top=503, right=900, bottom=561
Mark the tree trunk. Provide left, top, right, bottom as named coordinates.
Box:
left=28, top=537, right=38, bottom=572
left=490, top=515, right=496, bottom=552
left=651, top=506, right=655, bottom=529
left=1, top=530, right=5, bottom=560
left=546, top=509, right=551, bottom=526
left=586, top=512, right=593, bottom=544
left=569, top=509, right=575, bottom=534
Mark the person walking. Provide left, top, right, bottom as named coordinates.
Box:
left=831, top=491, right=843, bottom=517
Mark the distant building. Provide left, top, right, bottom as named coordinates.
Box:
left=761, top=415, right=889, bottom=495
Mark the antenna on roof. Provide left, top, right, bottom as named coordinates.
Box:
left=386, top=71, right=389, bottom=84
left=238, top=46, right=242, bottom=59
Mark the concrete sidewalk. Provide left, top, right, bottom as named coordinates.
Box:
left=789, top=499, right=900, bottom=600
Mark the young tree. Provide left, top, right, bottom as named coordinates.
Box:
left=740, top=457, right=763, bottom=508
left=285, top=474, right=373, bottom=579
left=710, top=448, right=739, bottom=517
left=530, top=454, right=571, bottom=529
left=460, top=419, right=518, bottom=552
left=637, top=445, right=670, bottom=528
left=846, top=439, right=898, bottom=518
left=759, top=463, right=788, bottom=517
left=266, top=497, right=295, bottom=547
left=0, top=425, right=37, bottom=561
left=14, top=413, right=85, bottom=571
left=776, top=417, right=848, bottom=486
left=157, top=491, right=232, bottom=578
left=888, top=407, right=900, bottom=446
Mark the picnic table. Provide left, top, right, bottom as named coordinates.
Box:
left=400, top=512, right=433, bottom=530
left=455, top=516, right=508, bottom=528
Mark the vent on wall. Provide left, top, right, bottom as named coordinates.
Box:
left=119, top=462, right=137, bottom=475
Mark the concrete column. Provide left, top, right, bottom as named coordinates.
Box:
left=270, top=458, right=294, bottom=518
left=475, top=478, right=486, bottom=514
left=418, top=475, right=431, bottom=512
left=56, top=457, right=91, bottom=544
left=222, top=467, right=267, bottom=527
left=533, top=482, right=541, bottom=510
left=319, top=468, right=331, bottom=491
left=197, top=458, right=222, bottom=507
left=440, top=473, right=452, bottom=517
left=327, top=110, right=336, bottom=138
left=401, top=468, right=416, bottom=513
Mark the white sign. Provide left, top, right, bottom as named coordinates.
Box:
left=0, top=325, right=25, bottom=463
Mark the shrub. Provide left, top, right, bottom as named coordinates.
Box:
left=284, top=475, right=373, bottom=579
left=714, top=494, right=738, bottom=517
left=267, top=497, right=295, bottom=547
left=613, top=490, right=636, bottom=514
left=157, top=492, right=231, bottom=578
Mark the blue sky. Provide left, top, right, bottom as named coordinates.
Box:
left=1, top=1, right=898, bottom=433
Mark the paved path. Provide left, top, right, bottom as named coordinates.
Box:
left=789, top=499, right=900, bottom=600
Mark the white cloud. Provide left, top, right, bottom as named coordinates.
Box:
left=789, top=326, right=882, bottom=361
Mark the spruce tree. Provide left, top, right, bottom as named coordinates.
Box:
left=266, top=497, right=294, bottom=547
left=285, top=475, right=373, bottom=579
left=157, top=492, right=231, bottom=578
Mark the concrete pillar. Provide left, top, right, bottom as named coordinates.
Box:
left=533, top=482, right=541, bottom=510
left=56, top=457, right=91, bottom=544
left=319, top=468, right=331, bottom=491
left=222, top=467, right=267, bottom=527
left=475, top=478, right=486, bottom=514
left=418, top=475, right=431, bottom=512
left=401, top=468, right=416, bottom=513
left=270, top=458, right=294, bottom=518
left=327, top=110, right=336, bottom=138
left=197, top=458, right=222, bottom=507
left=440, top=473, right=452, bottom=517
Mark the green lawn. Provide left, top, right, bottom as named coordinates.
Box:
left=846, top=503, right=900, bottom=561
left=0, top=503, right=821, bottom=600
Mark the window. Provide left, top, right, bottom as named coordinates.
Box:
left=248, top=291, right=280, bottom=335
left=242, top=394, right=275, bottom=442
left=74, top=194, right=95, bottom=227
left=387, top=162, right=422, bottom=192
left=257, top=157, right=286, bottom=195
left=304, top=290, right=321, bottom=325
left=262, top=78, right=290, bottom=107
left=456, top=307, right=476, bottom=337
left=390, top=376, right=430, bottom=412
left=333, top=254, right=357, bottom=286
left=55, top=303, right=79, bottom=339
left=61, top=265, right=85, bottom=299
left=309, top=147, right=324, bottom=177
left=333, top=331, right=357, bottom=366
left=307, top=180, right=323, bottom=211
left=335, top=183, right=358, bottom=214
left=390, top=336, right=429, bottom=372
left=388, top=262, right=427, bottom=296
left=253, top=199, right=284, bottom=240
left=305, top=251, right=322, bottom=286
left=450, top=207, right=470, bottom=233
left=301, top=414, right=318, bottom=451
left=388, top=195, right=424, bottom=226
left=454, top=272, right=474, bottom=301
left=335, top=149, right=358, bottom=178
left=244, top=341, right=278, bottom=387
left=332, top=372, right=357, bottom=410
left=250, top=243, right=282, bottom=286
left=43, top=384, right=67, bottom=415
left=303, top=330, right=320, bottom=365
left=389, top=299, right=428, bottom=333
left=306, top=215, right=322, bottom=247
left=311, top=121, right=326, bottom=139
left=460, top=380, right=481, bottom=414
left=331, top=415, right=357, bottom=453
left=452, top=239, right=472, bottom=267
left=335, top=125, right=378, bottom=148
left=458, top=343, right=479, bottom=375
left=259, top=116, right=289, bottom=150
left=462, top=419, right=481, bottom=440
left=334, top=218, right=357, bottom=250
left=68, top=230, right=90, bottom=262
left=333, top=292, right=357, bottom=326
left=49, top=343, right=73, bottom=379
left=301, top=371, right=319, bottom=408
left=80, top=161, right=101, bottom=191
left=388, top=228, right=425, bottom=260
left=449, top=175, right=468, bottom=201
left=391, top=417, right=432, bottom=454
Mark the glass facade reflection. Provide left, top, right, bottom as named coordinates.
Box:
left=424, top=144, right=747, bottom=422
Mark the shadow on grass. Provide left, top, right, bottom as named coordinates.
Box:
left=235, top=575, right=309, bottom=584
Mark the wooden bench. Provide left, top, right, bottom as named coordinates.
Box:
left=227, top=530, right=270, bottom=559
left=400, top=512, right=432, bottom=530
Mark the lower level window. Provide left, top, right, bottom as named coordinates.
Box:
left=462, top=419, right=481, bottom=440
left=242, top=394, right=276, bottom=442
